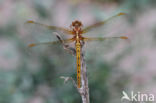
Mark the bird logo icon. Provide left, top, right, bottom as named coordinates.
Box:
left=121, top=91, right=130, bottom=101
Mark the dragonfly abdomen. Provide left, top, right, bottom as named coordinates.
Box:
left=76, top=41, right=81, bottom=88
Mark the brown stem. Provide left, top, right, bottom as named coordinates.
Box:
left=80, top=53, right=90, bottom=103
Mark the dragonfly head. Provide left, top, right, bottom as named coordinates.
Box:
left=70, top=20, right=83, bottom=31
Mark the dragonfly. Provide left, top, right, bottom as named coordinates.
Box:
left=26, top=12, right=128, bottom=88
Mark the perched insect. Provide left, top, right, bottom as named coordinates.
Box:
left=26, top=12, right=128, bottom=88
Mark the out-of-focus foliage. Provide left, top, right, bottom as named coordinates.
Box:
left=0, top=0, right=156, bottom=103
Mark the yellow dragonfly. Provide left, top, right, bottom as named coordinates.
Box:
left=26, top=12, right=128, bottom=88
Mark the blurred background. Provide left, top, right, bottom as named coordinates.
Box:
left=0, top=0, right=156, bottom=103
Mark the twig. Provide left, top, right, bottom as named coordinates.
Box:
left=55, top=33, right=90, bottom=103
left=80, top=53, right=90, bottom=103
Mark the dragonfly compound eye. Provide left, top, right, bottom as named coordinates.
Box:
left=72, top=20, right=83, bottom=27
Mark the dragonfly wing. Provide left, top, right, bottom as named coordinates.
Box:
left=28, top=41, right=61, bottom=48
left=82, top=36, right=128, bottom=42
left=82, top=12, right=126, bottom=34
left=28, top=38, right=75, bottom=48
left=25, top=20, right=73, bottom=35
left=24, top=20, right=74, bottom=46
left=83, top=36, right=129, bottom=57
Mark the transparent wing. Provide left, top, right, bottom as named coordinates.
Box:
left=24, top=20, right=74, bottom=46
left=82, top=12, right=126, bottom=34
left=28, top=38, right=75, bottom=48
left=25, top=20, right=73, bottom=35
left=23, top=20, right=76, bottom=57
left=82, top=35, right=129, bottom=58
left=82, top=36, right=128, bottom=42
